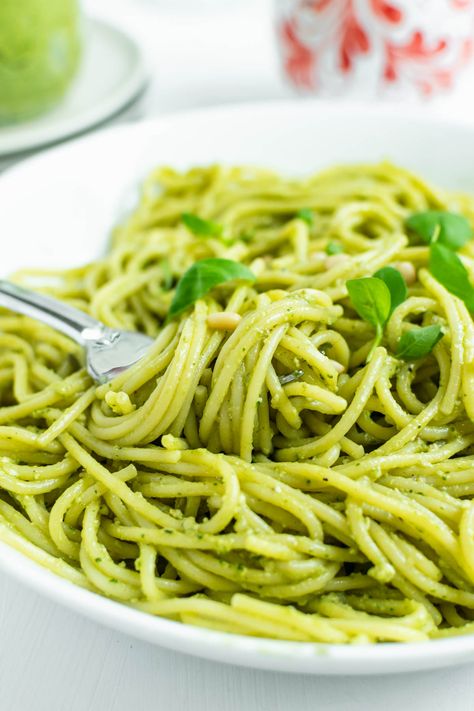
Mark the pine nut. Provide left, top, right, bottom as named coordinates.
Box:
left=207, top=312, right=242, bottom=331
left=392, top=261, right=417, bottom=285
left=324, top=253, right=349, bottom=270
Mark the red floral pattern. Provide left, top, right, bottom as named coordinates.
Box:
left=370, top=0, right=402, bottom=23
left=277, top=0, right=474, bottom=98
left=308, top=0, right=333, bottom=10
left=384, top=31, right=447, bottom=84
left=280, top=19, right=316, bottom=89
left=451, top=0, right=473, bottom=9
left=339, top=1, right=370, bottom=72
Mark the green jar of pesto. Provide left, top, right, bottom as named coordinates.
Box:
left=0, top=0, right=82, bottom=123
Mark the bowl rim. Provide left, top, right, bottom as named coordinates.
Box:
left=2, top=532, right=474, bottom=674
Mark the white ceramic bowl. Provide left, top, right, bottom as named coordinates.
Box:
left=1, top=101, right=474, bottom=674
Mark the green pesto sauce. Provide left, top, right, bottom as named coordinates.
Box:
left=0, top=0, right=81, bottom=122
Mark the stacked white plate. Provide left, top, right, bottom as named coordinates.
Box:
left=0, top=18, right=146, bottom=161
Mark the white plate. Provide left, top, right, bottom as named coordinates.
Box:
left=0, top=17, right=146, bottom=157
left=1, top=101, right=474, bottom=675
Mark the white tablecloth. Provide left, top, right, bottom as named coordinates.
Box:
left=2, top=2, right=474, bottom=708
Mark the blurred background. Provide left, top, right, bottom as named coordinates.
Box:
left=2, top=0, right=474, bottom=172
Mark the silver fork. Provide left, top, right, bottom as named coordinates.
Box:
left=0, top=280, right=154, bottom=383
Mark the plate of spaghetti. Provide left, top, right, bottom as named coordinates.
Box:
left=2, top=102, right=474, bottom=674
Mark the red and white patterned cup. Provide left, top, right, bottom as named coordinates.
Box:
left=275, top=0, right=474, bottom=99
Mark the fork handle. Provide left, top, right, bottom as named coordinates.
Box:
left=0, top=280, right=105, bottom=345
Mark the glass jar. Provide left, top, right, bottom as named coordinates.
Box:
left=274, top=0, right=474, bottom=101
left=0, top=0, right=82, bottom=123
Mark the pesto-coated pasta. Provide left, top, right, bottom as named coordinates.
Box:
left=3, top=161, right=474, bottom=643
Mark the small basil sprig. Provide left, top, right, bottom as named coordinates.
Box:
left=167, top=258, right=255, bottom=321
left=296, top=208, right=313, bottom=226
left=397, top=325, right=443, bottom=360
left=326, top=241, right=344, bottom=255
left=406, top=210, right=472, bottom=251
left=348, top=273, right=442, bottom=361
left=373, top=266, right=407, bottom=316
left=182, top=213, right=223, bottom=238
left=347, top=277, right=391, bottom=357
left=429, top=242, right=474, bottom=312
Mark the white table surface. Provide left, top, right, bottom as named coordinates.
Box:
left=2, top=1, right=474, bottom=708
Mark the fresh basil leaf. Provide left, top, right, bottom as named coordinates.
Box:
left=429, top=242, right=474, bottom=312
left=373, top=266, right=407, bottom=315
left=167, top=258, right=256, bottom=321
left=296, top=208, right=313, bottom=226
left=346, top=277, right=391, bottom=355
left=347, top=278, right=391, bottom=328
left=406, top=210, right=472, bottom=251
left=181, top=213, right=223, bottom=238
left=397, top=325, right=443, bottom=360
left=326, top=241, right=344, bottom=256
